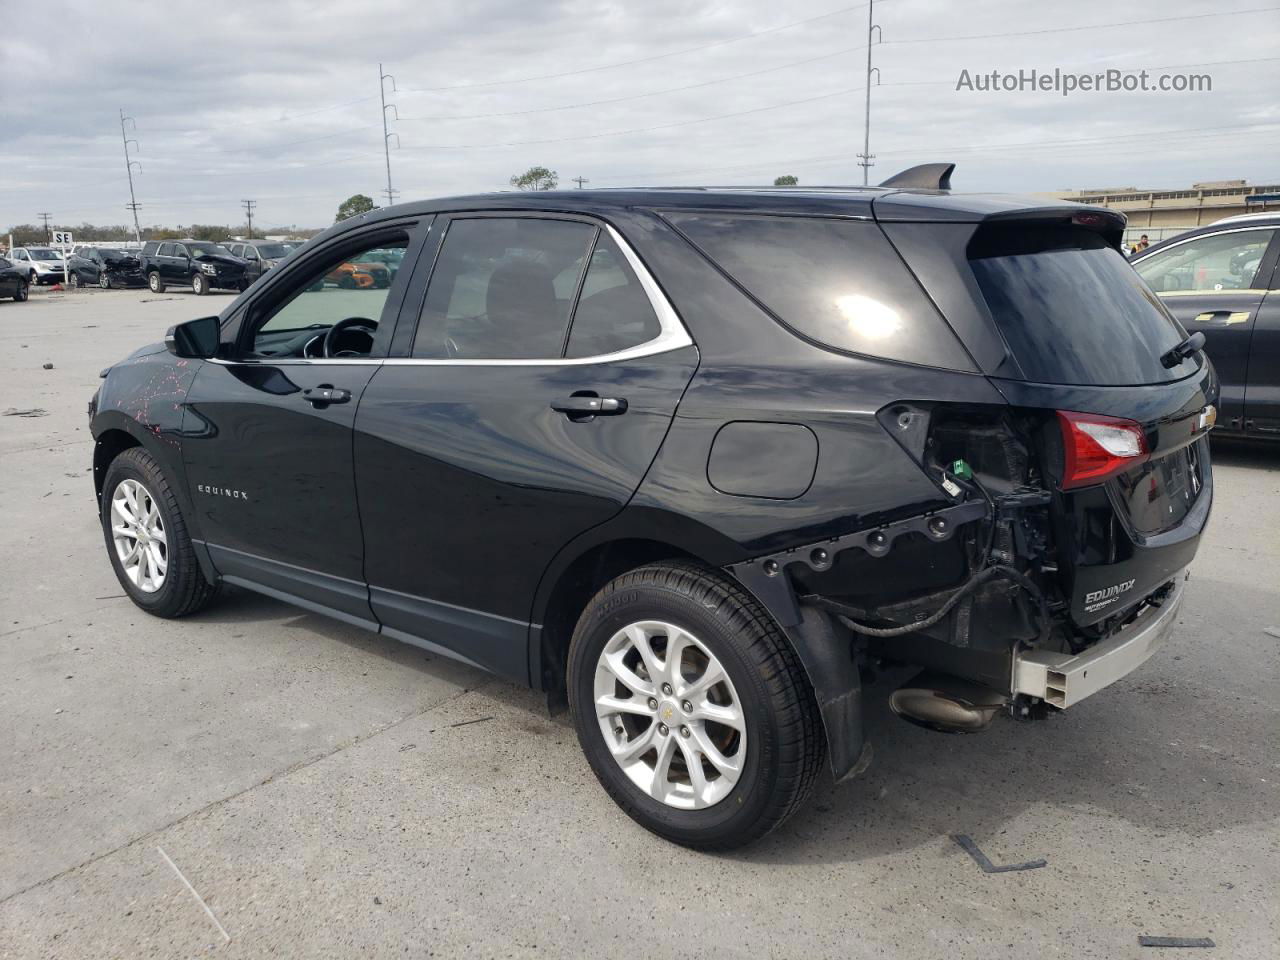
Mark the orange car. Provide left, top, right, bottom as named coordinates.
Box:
left=324, top=261, right=390, bottom=289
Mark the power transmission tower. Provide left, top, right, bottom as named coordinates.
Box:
left=857, top=0, right=882, bottom=185
left=379, top=64, right=400, bottom=206
left=241, top=199, right=257, bottom=239
left=37, top=212, right=52, bottom=243
left=120, top=109, right=143, bottom=244
left=572, top=176, right=590, bottom=189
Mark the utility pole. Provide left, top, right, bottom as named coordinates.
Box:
left=120, top=109, right=143, bottom=244
left=37, top=212, right=52, bottom=244
left=379, top=64, right=400, bottom=206
left=241, top=199, right=257, bottom=239
left=572, top=176, right=590, bottom=189
left=857, top=0, right=882, bottom=185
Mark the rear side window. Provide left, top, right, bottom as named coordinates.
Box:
left=565, top=233, right=661, bottom=358
left=968, top=225, right=1192, bottom=385
left=413, top=217, right=595, bottom=360
left=664, top=212, right=974, bottom=370
left=143, top=242, right=159, bottom=256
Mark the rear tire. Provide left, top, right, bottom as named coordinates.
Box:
left=101, top=447, right=219, bottom=618
left=148, top=271, right=165, bottom=293
left=14, top=280, right=28, bottom=302
left=568, top=561, right=824, bottom=850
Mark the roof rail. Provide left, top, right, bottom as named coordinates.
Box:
left=879, top=163, right=955, bottom=191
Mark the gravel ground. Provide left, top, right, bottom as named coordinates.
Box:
left=1, top=287, right=1276, bottom=958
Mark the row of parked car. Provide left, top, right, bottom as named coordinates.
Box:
left=0, top=237, right=410, bottom=298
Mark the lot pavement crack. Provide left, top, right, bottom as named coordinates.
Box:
left=0, top=678, right=494, bottom=907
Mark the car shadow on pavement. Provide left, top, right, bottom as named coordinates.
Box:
left=1209, top=435, right=1280, bottom=469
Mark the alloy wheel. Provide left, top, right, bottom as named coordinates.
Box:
left=68, top=273, right=79, bottom=289
left=99, top=273, right=110, bottom=289
left=593, top=620, right=746, bottom=810
left=110, top=478, right=168, bottom=593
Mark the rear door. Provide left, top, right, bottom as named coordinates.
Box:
left=1134, top=227, right=1276, bottom=429
left=355, top=212, right=697, bottom=681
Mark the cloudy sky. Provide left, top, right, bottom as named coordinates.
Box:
left=2, top=0, right=1277, bottom=231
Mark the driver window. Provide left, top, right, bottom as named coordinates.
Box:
left=247, top=231, right=409, bottom=360
left=1135, top=229, right=1274, bottom=293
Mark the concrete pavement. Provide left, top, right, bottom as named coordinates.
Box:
left=1, top=287, right=1276, bottom=958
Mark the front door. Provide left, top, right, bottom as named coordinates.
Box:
left=1244, top=249, right=1280, bottom=435
left=1135, top=227, right=1276, bottom=429
left=355, top=214, right=697, bottom=680
left=181, top=223, right=422, bottom=626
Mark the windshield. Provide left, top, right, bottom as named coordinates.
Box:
left=256, top=243, right=291, bottom=258
left=100, top=249, right=128, bottom=259
left=968, top=225, right=1194, bottom=385
left=29, top=249, right=62, bottom=260
left=186, top=242, right=232, bottom=257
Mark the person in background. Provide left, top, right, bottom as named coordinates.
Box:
left=1129, top=234, right=1150, bottom=257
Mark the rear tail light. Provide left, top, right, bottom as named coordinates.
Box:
left=1057, top=411, right=1148, bottom=488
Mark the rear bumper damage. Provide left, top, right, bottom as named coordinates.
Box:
left=1013, top=573, right=1184, bottom=708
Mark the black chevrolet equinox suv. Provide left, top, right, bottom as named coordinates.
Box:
left=90, top=166, right=1217, bottom=848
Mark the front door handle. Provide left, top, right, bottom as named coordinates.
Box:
left=550, top=396, right=628, bottom=417
left=1193, top=310, right=1251, bottom=326
left=303, top=384, right=351, bottom=406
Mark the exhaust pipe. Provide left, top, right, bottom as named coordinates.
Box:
left=889, top=671, right=1009, bottom=733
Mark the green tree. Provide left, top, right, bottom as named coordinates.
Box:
left=335, top=194, right=377, bottom=223
left=509, top=166, right=559, bottom=191
left=773, top=175, right=799, bottom=186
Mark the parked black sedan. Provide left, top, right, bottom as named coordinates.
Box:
left=1132, top=213, right=1280, bottom=439
left=0, top=256, right=30, bottom=301
left=66, top=248, right=146, bottom=289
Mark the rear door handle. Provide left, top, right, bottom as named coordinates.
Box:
left=303, top=384, right=351, bottom=406
left=550, top=396, right=627, bottom=416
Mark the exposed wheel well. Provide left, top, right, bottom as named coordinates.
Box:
left=538, top=538, right=699, bottom=708
left=93, top=429, right=142, bottom=503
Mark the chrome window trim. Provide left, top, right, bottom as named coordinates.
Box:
left=1132, top=225, right=1277, bottom=264
left=390, top=223, right=692, bottom=366
left=211, top=222, right=694, bottom=369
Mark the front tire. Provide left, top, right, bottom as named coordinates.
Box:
left=568, top=561, right=824, bottom=850
left=148, top=271, right=165, bottom=293
left=192, top=273, right=208, bottom=295
left=101, top=447, right=218, bottom=618
left=99, top=272, right=111, bottom=289
left=14, top=279, right=28, bottom=302
left=68, top=272, right=80, bottom=289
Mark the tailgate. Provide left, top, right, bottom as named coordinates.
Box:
left=992, top=366, right=1217, bottom=627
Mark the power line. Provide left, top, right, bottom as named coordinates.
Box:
left=883, top=5, right=1280, bottom=45
left=407, top=83, right=869, bottom=151
left=241, top=199, right=256, bottom=238
left=37, top=212, right=52, bottom=244
left=572, top=176, right=590, bottom=189
left=397, top=2, right=878, bottom=94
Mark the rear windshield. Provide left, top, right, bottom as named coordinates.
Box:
left=968, top=225, right=1194, bottom=385
left=665, top=212, right=975, bottom=371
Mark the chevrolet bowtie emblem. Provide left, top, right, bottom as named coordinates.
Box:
left=1196, top=405, right=1217, bottom=432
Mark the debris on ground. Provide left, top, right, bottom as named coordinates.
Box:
left=952, top=834, right=1047, bottom=873
left=42, top=362, right=54, bottom=369
left=1138, top=935, right=1215, bottom=948
left=3, top=408, right=49, bottom=417
left=448, top=716, right=495, bottom=729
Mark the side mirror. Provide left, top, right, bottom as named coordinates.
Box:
left=166, top=315, right=222, bottom=358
